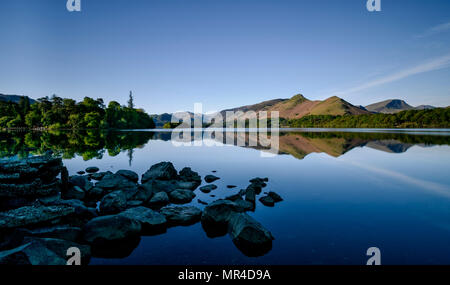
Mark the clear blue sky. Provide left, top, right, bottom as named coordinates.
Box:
left=1, top=0, right=449, bottom=114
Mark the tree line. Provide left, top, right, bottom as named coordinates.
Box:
left=0, top=92, right=155, bottom=129
left=280, top=108, right=450, bottom=129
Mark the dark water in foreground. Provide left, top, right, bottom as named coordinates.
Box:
left=1, top=129, right=450, bottom=265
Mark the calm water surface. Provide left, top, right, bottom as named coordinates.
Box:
left=1, top=129, right=449, bottom=265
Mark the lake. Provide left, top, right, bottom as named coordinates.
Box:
left=1, top=128, right=450, bottom=265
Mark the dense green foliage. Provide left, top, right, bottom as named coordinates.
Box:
left=0, top=95, right=155, bottom=130
left=281, top=108, right=450, bottom=128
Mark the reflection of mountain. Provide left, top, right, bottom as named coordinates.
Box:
left=365, top=140, right=413, bottom=153
left=1, top=130, right=449, bottom=162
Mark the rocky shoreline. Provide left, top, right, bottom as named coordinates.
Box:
left=0, top=154, right=282, bottom=264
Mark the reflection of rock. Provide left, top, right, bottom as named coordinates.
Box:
left=0, top=203, right=75, bottom=229
left=228, top=213, right=274, bottom=257
left=160, top=206, right=202, bottom=226
left=0, top=237, right=90, bottom=265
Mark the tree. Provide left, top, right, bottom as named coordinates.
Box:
left=128, top=91, right=134, bottom=109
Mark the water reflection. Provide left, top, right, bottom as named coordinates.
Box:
left=1, top=130, right=449, bottom=163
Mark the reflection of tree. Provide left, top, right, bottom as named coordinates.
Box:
left=0, top=130, right=154, bottom=161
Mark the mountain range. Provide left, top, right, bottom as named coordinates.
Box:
left=218, top=94, right=437, bottom=119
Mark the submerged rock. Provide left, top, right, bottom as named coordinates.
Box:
left=0, top=203, right=75, bottom=229
left=227, top=185, right=237, bottom=189
left=141, top=162, right=178, bottom=183
left=228, top=213, right=274, bottom=257
left=169, top=189, right=196, bottom=204
left=160, top=206, right=202, bottom=226
left=77, top=171, right=85, bottom=175
left=199, top=184, right=217, bottom=193
left=204, top=175, right=220, bottom=183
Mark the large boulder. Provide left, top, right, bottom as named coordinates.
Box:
left=0, top=237, right=90, bottom=265
left=99, top=191, right=127, bottom=215
left=160, top=206, right=202, bottom=226
left=116, top=170, right=139, bottom=183
left=82, top=214, right=141, bottom=244
left=119, top=206, right=166, bottom=234
left=228, top=213, right=274, bottom=257
left=169, top=189, right=196, bottom=204
left=141, top=162, right=178, bottom=183
left=0, top=203, right=75, bottom=229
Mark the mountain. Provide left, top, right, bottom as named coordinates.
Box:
left=414, top=105, right=436, bottom=110
left=220, top=94, right=369, bottom=119
left=0, top=94, right=36, bottom=104
left=365, top=99, right=413, bottom=114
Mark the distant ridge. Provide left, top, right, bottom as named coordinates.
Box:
left=219, top=94, right=370, bottom=119
left=365, top=99, right=436, bottom=114
left=0, top=94, right=36, bottom=104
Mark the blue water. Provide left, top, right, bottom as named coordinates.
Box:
left=53, top=130, right=450, bottom=265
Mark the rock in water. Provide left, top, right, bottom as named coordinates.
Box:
left=178, top=167, right=202, bottom=189
left=116, top=170, right=139, bottom=183
left=147, top=191, right=169, bottom=207
left=228, top=213, right=274, bottom=257
left=95, top=173, right=139, bottom=199
left=169, top=189, right=196, bottom=204
left=85, top=166, right=100, bottom=173
left=141, top=162, right=178, bottom=183
left=69, top=175, right=93, bottom=192
left=259, top=195, right=275, bottom=207
left=201, top=200, right=242, bottom=237
left=268, top=191, right=283, bottom=202
left=199, top=184, right=217, bottom=193
left=82, top=215, right=141, bottom=244
left=119, top=206, right=167, bottom=233
left=99, top=191, right=127, bottom=215
left=0, top=203, right=75, bottom=229
left=204, top=175, right=220, bottom=183
left=0, top=238, right=90, bottom=265
left=21, top=225, right=82, bottom=242
left=160, top=206, right=202, bottom=226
